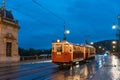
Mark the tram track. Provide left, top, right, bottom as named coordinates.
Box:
left=0, top=64, right=58, bottom=80
left=0, top=60, right=52, bottom=72
left=0, top=63, right=52, bottom=74
left=31, top=67, right=61, bottom=80
left=3, top=65, right=69, bottom=80
left=0, top=63, right=57, bottom=79
left=31, top=66, right=74, bottom=80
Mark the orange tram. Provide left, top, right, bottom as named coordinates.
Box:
left=52, top=40, right=96, bottom=66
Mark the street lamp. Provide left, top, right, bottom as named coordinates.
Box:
left=90, top=42, right=94, bottom=45
left=112, top=25, right=117, bottom=29
left=112, top=25, right=120, bottom=52
left=65, top=30, right=70, bottom=34
left=63, top=22, right=70, bottom=41
left=112, top=25, right=120, bottom=30
left=112, top=41, right=117, bottom=44
left=112, top=15, right=120, bottom=53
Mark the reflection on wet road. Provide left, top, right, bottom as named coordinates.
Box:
left=91, top=55, right=120, bottom=80
left=48, top=54, right=106, bottom=80
left=0, top=54, right=120, bottom=80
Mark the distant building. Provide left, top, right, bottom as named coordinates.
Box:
left=94, top=40, right=118, bottom=53
left=0, top=1, right=20, bottom=63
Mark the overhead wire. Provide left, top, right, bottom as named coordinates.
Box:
left=5, top=0, right=66, bottom=24
left=32, top=0, right=67, bottom=40
left=5, top=0, right=68, bottom=33
left=4, top=0, right=46, bottom=21
left=32, top=0, right=65, bottom=23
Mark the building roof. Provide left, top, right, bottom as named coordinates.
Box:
left=0, top=7, right=14, bottom=20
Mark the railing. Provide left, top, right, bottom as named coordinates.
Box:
left=20, top=56, right=51, bottom=61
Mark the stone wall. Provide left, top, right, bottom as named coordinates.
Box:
left=0, top=20, right=20, bottom=63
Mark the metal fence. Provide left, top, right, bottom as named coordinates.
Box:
left=20, top=55, right=51, bottom=61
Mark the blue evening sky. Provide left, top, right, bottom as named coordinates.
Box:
left=1, top=0, right=120, bottom=49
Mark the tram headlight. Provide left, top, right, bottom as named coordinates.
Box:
left=57, top=39, right=60, bottom=43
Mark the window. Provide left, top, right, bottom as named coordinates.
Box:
left=64, top=44, right=69, bottom=52
left=70, top=47, right=72, bottom=52
left=56, top=45, right=62, bottom=52
left=6, top=42, right=12, bottom=57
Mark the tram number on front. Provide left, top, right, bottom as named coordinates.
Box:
left=57, top=52, right=61, bottom=55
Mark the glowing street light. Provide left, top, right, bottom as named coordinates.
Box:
left=112, top=25, right=120, bottom=30
left=90, top=42, right=94, bottom=45
left=112, top=25, right=116, bottom=29
left=63, top=22, right=70, bottom=41
left=65, top=30, right=70, bottom=34
left=63, top=29, right=70, bottom=41
left=112, top=41, right=117, bottom=44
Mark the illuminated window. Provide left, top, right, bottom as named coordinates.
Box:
left=64, top=45, right=69, bottom=52
left=56, top=46, right=62, bottom=52
left=70, top=47, right=72, bottom=52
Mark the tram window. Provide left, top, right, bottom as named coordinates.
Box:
left=70, top=47, right=72, bottom=52
left=73, top=46, right=76, bottom=51
left=52, top=47, right=54, bottom=51
left=80, top=47, right=83, bottom=53
left=64, top=45, right=69, bottom=52
left=56, top=46, right=62, bottom=52
left=77, top=47, right=79, bottom=51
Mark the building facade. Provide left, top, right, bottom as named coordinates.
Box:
left=0, top=5, right=20, bottom=63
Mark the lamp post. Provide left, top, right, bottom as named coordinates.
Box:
left=112, top=15, right=120, bottom=53
left=112, top=24, right=120, bottom=38
left=90, top=42, right=94, bottom=45
left=63, top=22, right=70, bottom=41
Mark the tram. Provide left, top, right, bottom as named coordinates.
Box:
left=52, top=40, right=96, bottom=66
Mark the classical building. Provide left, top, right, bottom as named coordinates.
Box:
left=0, top=1, right=20, bottom=63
